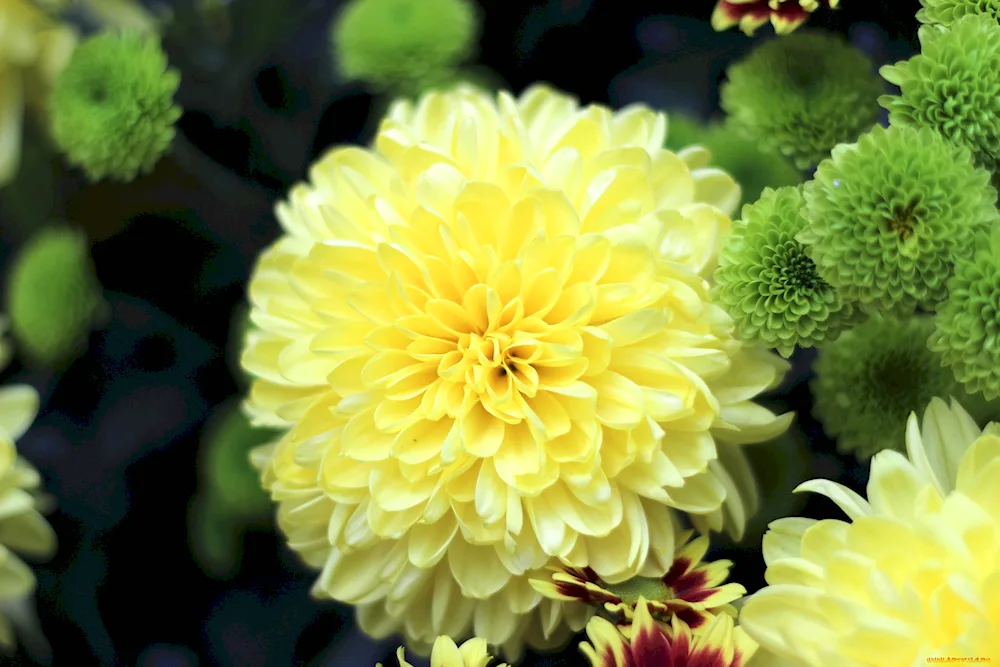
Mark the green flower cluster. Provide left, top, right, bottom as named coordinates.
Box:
left=665, top=115, right=802, bottom=209
left=916, top=0, right=1000, bottom=26
left=720, top=31, right=884, bottom=169
left=798, top=124, right=998, bottom=316
left=50, top=31, right=181, bottom=182
left=715, top=186, right=856, bottom=357
left=5, top=227, right=105, bottom=366
left=880, top=14, right=1000, bottom=171
left=929, top=227, right=1000, bottom=400
left=331, top=0, right=478, bottom=95
left=812, top=316, right=994, bottom=460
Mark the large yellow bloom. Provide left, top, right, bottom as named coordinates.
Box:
left=0, top=0, right=76, bottom=185
left=244, top=84, right=792, bottom=656
left=0, top=320, right=57, bottom=646
left=740, top=397, right=1000, bottom=666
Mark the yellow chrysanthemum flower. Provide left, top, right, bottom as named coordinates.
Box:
left=740, top=397, right=1000, bottom=666
left=0, top=319, right=57, bottom=647
left=580, top=597, right=758, bottom=667
left=0, top=0, right=76, bottom=186
left=244, top=84, right=792, bottom=656
left=377, top=636, right=508, bottom=667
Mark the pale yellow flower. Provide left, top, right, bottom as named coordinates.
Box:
left=0, top=0, right=76, bottom=186
left=244, top=84, right=791, bottom=657
left=377, top=636, right=508, bottom=667
left=740, top=397, right=1000, bottom=666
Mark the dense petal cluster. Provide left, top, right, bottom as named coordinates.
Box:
left=377, top=636, right=507, bottom=667
left=332, top=0, right=478, bottom=94
left=0, top=0, right=76, bottom=186
left=740, top=398, right=1000, bottom=665
left=244, top=85, right=792, bottom=656
left=531, top=532, right=745, bottom=628
left=720, top=31, right=882, bottom=169
left=916, top=0, right=1000, bottom=26
left=715, top=186, right=857, bottom=358
left=880, top=14, right=1000, bottom=171
left=665, top=116, right=802, bottom=210
left=799, top=124, right=998, bottom=316
left=0, top=329, right=57, bottom=647
left=811, top=316, right=992, bottom=460
left=50, top=31, right=181, bottom=182
left=581, top=598, right=758, bottom=667
left=929, top=227, right=1000, bottom=401
left=711, top=0, right=838, bottom=36
left=5, top=226, right=106, bottom=366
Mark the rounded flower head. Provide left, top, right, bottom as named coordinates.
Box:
left=715, top=186, right=857, bottom=358
left=581, top=598, right=758, bottom=667
left=916, top=0, right=1000, bottom=26
left=332, top=0, right=478, bottom=94
left=711, top=0, right=838, bottom=36
left=811, top=315, right=993, bottom=460
left=0, top=0, right=76, bottom=186
left=880, top=14, right=1000, bottom=172
left=243, top=84, right=792, bottom=656
left=665, top=117, right=802, bottom=210
left=378, top=636, right=508, bottom=667
left=531, top=532, right=746, bottom=629
left=929, top=227, right=1000, bottom=401
left=720, top=31, right=883, bottom=170
left=50, top=30, right=181, bottom=182
left=740, top=397, right=1000, bottom=666
left=799, top=124, right=999, bottom=316
left=5, top=226, right=106, bottom=366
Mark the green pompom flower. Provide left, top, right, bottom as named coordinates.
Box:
left=50, top=31, right=181, bottom=182
left=799, top=124, right=998, bottom=316
left=812, top=315, right=995, bottom=460
left=201, top=404, right=280, bottom=516
left=666, top=114, right=802, bottom=208
left=331, top=0, right=478, bottom=94
left=715, top=186, right=857, bottom=358
left=929, top=227, right=1000, bottom=400
left=916, top=0, right=1000, bottom=27
left=5, top=227, right=105, bottom=366
left=720, top=31, right=884, bottom=169
left=880, top=14, right=1000, bottom=171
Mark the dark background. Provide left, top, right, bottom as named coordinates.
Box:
left=0, top=1, right=921, bottom=665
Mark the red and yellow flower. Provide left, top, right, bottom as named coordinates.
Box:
left=711, top=0, right=839, bottom=36
left=581, top=597, right=757, bottom=667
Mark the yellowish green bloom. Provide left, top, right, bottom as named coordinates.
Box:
left=581, top=598, right=758, bottom=667
left=720, top=31, right=883, bottom=170
left=711, top=0, right=838, bottom=36
left=244, top=84, right=792, bottom=657
left=799, top=124, right=998, bottom=316
left=0, top=0, right=76, bottom=186
left=377, top=636, right=508, bottom=667
left=916, top=0, right=1000, bottom=26
left=740, top=397, right=1000, bottom=665
left=50, top=31, right=181, bottom=182
left=880, top=14, right=1000, bottom=171
left=6, top=226, right=106, bottom=366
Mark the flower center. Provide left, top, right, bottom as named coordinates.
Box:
left=886, top=198, right=920, bottom=240
left=603, top=576, right=674, bottom=605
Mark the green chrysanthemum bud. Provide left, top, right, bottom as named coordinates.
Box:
left=201, top=404, right=280, bottom=517
left=331, top=0, right=478, bottom=94
left=799, top=124, right=998, bottom=317
left=5, top=227, right=105, bottom=366
left=880, top=14, right=1000, bottom=171
left=714, top=186, right=858, bottom=358
left=929, top=228, right=1000, bottom=400
left=666, top=115, right=802, bottom=208
left=812, top=315, right=995, bottom=460
left=720, top=31, right=884, bottom=170
left=50, top=31, right=181, bottom=182
left=916, top=0, right=1000, bottom=27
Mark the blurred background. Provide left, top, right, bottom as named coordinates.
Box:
left=0, top=1, right=924, bottom=665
